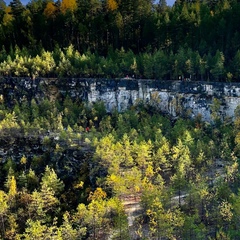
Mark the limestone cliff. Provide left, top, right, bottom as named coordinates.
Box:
left=1, top=77, right=240, bottom=121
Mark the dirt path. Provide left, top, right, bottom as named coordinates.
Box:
left=123, top=195, right=142, bottom=226
left=121, top=194, right=143, bottom=239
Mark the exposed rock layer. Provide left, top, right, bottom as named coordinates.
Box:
left=1, top=77, right=240, bottom=121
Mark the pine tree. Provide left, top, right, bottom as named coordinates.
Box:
left=41, top=166, right=64, bottom=196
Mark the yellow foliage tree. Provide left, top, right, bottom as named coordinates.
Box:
left=2, top=7, right=13, bottom=26
left=8, top=176, right=17, bottom=197
left=43, top=2, right=58, bottom=18
left=107, top=0, right=118, bottom=11
left=20, top=155, right=27, bottom=165
left=0, top=190, right=8, bottom=238
left=88, top=188, right=107, bottom=201
left=8, top=176, right=17, bottom=208
left=60, top=0, right=77, bottom=14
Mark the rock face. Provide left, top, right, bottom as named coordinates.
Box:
left=1, top=77, right=240, bottom=121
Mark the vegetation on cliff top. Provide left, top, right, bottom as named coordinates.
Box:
left=0, top=0, right=240, bottom=80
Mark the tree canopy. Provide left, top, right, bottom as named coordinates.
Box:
left=0, top=92, right=239, bottom=238
left=0, top=0, right=240, bottom=80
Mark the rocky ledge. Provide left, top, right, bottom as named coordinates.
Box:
left=1, top=77, right=240, bottom=121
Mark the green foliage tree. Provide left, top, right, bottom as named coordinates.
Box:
left=59, top=212, right=78, bottom=240
left=21, top=218, right=62, bottom=240
left=29, top=184, right=59, bottom=222
left=147, top=196, right=184, bottom=239
left=210, top=50, right=225, bottom=81
left=210, top=97, right=222, bottom=125
left=171, top=138, right=192, bottom=205
left=41, top=166, right=64, bottom=196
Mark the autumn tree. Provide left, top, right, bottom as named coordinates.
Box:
left=43, top=1, right=58, bottom=18
left=0, top=190, right=8, bottom=239
left=60, top=0, right=77, bottom=14
left=107, top=0, right=118, bottom=11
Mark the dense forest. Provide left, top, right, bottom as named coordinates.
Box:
left=0, top=93, right=239, bottom=239
left=0, top=0, right=240, bottom=80
left=1, top=0, right=240, bottom=239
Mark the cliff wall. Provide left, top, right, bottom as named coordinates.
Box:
left=1, top=77, right=240, bottom=121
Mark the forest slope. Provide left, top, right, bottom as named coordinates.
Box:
left=0, top=93, right=240, bottom=239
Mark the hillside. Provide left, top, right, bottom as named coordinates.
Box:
left=0, top=86, right=240, bottom=239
